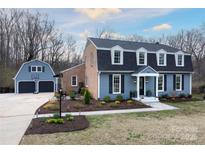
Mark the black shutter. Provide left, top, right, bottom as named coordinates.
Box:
left=182, top=74, right=184, bottom=90
left=109, top=74, right=112, bottom=94
left=173, top=74, right=176, bottom=90
left=121, top=75, right=124, bottom=93
left=164, top=74, right=167, bottom=91
left=154, top=77, right=156, bottom=96
left=28, top=66, right=31, bottom=72
left=42, top=66, right=45, bottom=72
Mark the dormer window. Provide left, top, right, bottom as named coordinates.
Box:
left=157, top=49, right=167, bottom=66
left=137, top=48, right=147, bottom=66
left=111, top=46, right=123, bottom=65
left=175, top=51, right=184, bottom=67
left=31, top=66, right=42, bottom=72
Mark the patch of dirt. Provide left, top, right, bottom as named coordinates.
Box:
left=37, top=99, right=150, bottom=114
left=25, top=116, right=89, bottom=135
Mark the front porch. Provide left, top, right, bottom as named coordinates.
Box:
left=131, top=66, right=159, bottom=102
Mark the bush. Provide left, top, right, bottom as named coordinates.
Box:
left=115, top=95, right=123, bottom=102
left=100, top=101, right=106, bottom=105
left=110, top=102, right=118, bottom=108
left=127, top=100, right=134, bottom=104
left=199, top=85, right=205, bottom=93
left=84, top=90, right=91, bottom=104
left=46, top=118, right=64, bottom=124
left=73, top=103, right=85, bottom=109
left=115, top=100, right=121, bottom=104
left=43, top=101, right=59, bottom=110
left=80, top=87, right=86, bottom=96
left=103, top=96, right=111, bottom=102
left=179, top=93, right=186, bottom=98
left=65, top=114, right=74, bottom=121
left=187, top=94, right=192, bottom=99
left=69, top=91, right=76, bottom=100
left=161, top=94, right=169, bottom=99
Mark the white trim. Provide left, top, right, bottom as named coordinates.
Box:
left=138, top=66, right=158, bottom=74
left=112, top=74, right=121, bottom=94
left=61, top=63, right=85, bottom=73
left=156, top=49, right=167, bottom=66
left=100, top=70, right=133, bottom=73
left=97, top=71, right=101, bottom=99
left=175, top=74, right=182, bottom=91
left=156, top=76, right=159, bottom=97
left=111, top=45, right=123, bottom=65
left=158, top=71, right=194, bottom=73
left=175, top=51, right=184, bottom=67
left=16, top=80, right=55, bottom=93
left=136, top=47, right=147, bottom=66
left=31, top=65, right=43, bottom=72
left=132, top=73, right=159, bottom=77
left=71, top=75, right=78, bottom=87
left=190, top=74, right=192, bottom=95
left=13, top=59, right=55, bottom=79
left=158, top=74, right=164, bottom=92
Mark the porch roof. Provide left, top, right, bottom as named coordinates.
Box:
left=131, top=66, right=159, bottom=77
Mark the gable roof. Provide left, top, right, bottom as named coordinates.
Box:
left=13, top=59, right=55, bottom=79
left=89, top=37, right=182, bottom=53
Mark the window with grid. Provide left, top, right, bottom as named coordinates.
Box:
left=158, top=75, right=164, bottom=91
left=177, top=54, right=183, bottom=66
left=71, top=76, right=77, bottom=86
left=176, top=75, right=181, bottom=90
left=113, top=74, right=121, bottom=94
left=114, top=50, right=121, bottom=64
left=159, top=53, right=165, bottom=65
left=139, top=52, right=145, bottom=64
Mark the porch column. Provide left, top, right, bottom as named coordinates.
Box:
left=137, top=76, right=140, bottom=99
left=155, top=76, right=158, bottom=97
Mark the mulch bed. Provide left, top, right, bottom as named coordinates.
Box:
left=25, top=115, right=89, bottom=135
left=159, top=97, right=201, bottom=103
left=37, top=99, right=150, bottom=114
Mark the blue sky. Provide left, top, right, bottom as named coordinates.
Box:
left=33, top=8, right=205, bottom=48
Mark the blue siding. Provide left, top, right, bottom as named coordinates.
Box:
left=100, top=73, right=135, bottom=100
left=99, top=73, right=191, bottom=99
left=15, top=60, right=56, bottom=93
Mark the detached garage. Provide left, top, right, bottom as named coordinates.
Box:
left=13, top=59, right=57, bottom=93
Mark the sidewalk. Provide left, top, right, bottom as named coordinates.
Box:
left=35, top=102, right=178, bottom=118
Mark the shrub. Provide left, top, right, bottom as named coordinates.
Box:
left=80, top=87, right=86, bottom=96
left=65, top=114, right=74, bottom=121
left=115, top=100, right=121, bottom=104
left=43, top=101, right=59, bottom=110
left=100, top=101, right=106, bottom=105
left=199, top=85, right=205, bottom=93
left=84, top=90, right=91, bottom=104
left=53, top=112, right=60, bottom=118
left=115, top=95, right=123, bottom=102
left=46, top=118, right=64, bottom=124
left=179, top=93, right=186, bottom=98
left=161, top=94, right=169, bottom=99
left=187, top=94, right=192, bottom=99
left=73, top=103, right=85, bottom=109
left=69, top=91, right=76, bottom=100
left=127, top=100, right=134, bottom=104
left=110, top=102, right=118, bottom=108
left=103, top=96, right=111, bottom=102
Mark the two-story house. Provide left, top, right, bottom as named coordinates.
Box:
left=61, top=37, right=193, bottom=102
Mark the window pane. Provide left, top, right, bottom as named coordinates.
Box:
left=32, top=67, right=36, bottom=72
left=178, top=55, right=182, bottom=65
left=37, top=66, right=42, bottom=72
left=158, top=75, right=163, bottom=91
left=176, top=75, right=181, bottom=90
left=139, top=52, right=145, bottom=64
left=114, top=50, right=121, bottom=63
left=113, top=75, right=120, bottom=93
left=72, top=76, right=77, bottom=86
left=159, top=53, right=164, bottom=65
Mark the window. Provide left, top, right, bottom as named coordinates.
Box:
left=175, top=53, right=184, bottom=66
left=137, top=49, right=147, bottom=65
left=158, top=74, right=164, bottom=91
left=71, top=76, right=77, bottom=86
left=31, top=66, right=36, bottom=72
left=111, top=46, right=123, bottom=65
left=31, top=66, right=42, bottom=72
left=176, top=74, right=182, bottom=91
left=159, top=53, right=165, bottom=65
left=112, top=74, right=121, bottom=94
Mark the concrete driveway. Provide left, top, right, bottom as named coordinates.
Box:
left=0, top=93, right=53, bottom=145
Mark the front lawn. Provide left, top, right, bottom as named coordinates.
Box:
left=37, top=99, right=150, bottom=114
left=21, top=100, right=205, bottom=145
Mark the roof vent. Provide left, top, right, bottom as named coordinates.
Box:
left=155, top=42, right=160, bottom=45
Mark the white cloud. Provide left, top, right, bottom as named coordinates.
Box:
left=79, top=29, right=91, bottom=39
left=74, top=8, right=121, bottom=20
left=144, top=23, right=172, bottom=32
left=152, top=23, right=172, bottom=31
